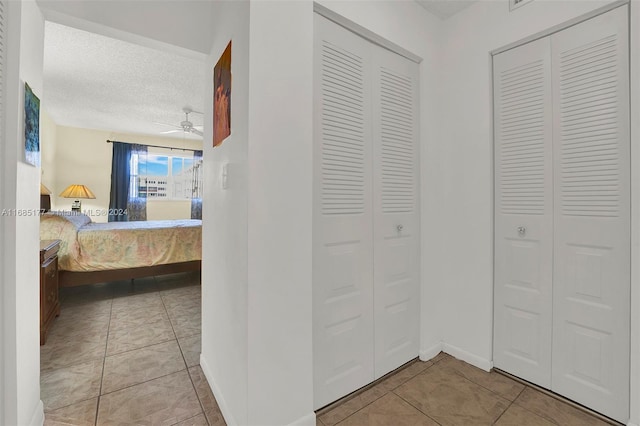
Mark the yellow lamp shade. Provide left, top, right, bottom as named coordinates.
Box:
left=59, top=184, right=96, bottom=199
left=40, top=183, right=52, bottom=195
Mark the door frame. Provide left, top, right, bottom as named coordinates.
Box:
left=490, top=1, right=639, bottom=424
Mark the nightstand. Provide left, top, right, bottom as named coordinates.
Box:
left=40, top=239, right=61, bottom=345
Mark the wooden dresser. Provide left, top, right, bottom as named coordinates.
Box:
left=40, top=239, right=61, bottom=345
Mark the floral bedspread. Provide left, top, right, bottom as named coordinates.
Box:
left=40, top=213, right=202, bottom=271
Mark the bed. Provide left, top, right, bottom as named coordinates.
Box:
left=40, top=212, right=202, bottom=287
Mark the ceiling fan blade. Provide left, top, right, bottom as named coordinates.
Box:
left=154, top=121, right=182, bottom=129
left=190, top=128, right=204, bottom=137
left=160, top=130, right=184, bottom=134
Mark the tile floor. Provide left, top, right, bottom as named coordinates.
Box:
left=41, top=272, right=225, bottom=426
left=41, top=271, right=618, bottom=426
left=316, top=353, right=619, bottom=426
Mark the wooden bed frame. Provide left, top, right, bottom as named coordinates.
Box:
left=59, top=260, right=201, bottom=287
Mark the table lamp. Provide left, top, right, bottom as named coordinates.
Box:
left=59, top=184, right=95, bottom=212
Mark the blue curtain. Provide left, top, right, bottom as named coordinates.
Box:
left=127, top=144, right=147, bottom=221
left=191, top=150, right=203, bottom=220
left=108, top=142, right=131, bottom=222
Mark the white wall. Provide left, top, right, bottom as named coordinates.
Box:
left=317, top=0, right=444, bottom=363
left=40, top=108, right=58, bottom=195
left=246, top=1, right=315, bottom=424
left=1, top=1, right=45, bottom=424
left=50, top=125, right=201, bottom=222
left=437, top=0, right=639, bottom=423
left=200, top=1, right=250, bottom=425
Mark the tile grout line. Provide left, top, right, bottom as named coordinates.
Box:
left=316, top=357, right=425, bottom=416
left=42, top=276, right=201, bottom=424
left=100, top=367, right=190, bottom=397
left=440, top=359, right=522, bottom=405
left=320, top=359, right=439, bottom=426
left=391, top=390, right=443, bottom=426
left=159, top=280, right=209, bottom=425
left=169, top=413, right=205, bottom=426
left=94, top=287, right=115, bottom=426
left=490, top=385, right=526, bottom=425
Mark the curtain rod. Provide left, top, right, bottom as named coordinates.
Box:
left=106, top=139, right=201, bottom=153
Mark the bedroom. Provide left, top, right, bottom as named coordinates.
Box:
left=32, top=11, right=210, bottom=425
left=2, top=1, right=640, bottom=426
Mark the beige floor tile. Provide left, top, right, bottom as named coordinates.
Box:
left=438, top=356, right=525, bottom=401
left=318, top=387, right=387, bottom=426
left=495, top=404, right=556, bottom=426
left=44, top=397, right=98, bottom=426
left=41, top=335, right=107, bottom=371
left=160, top=283, right=201, bottom=299
left=106, top=314, right=175, bottom=355
left=41, top=359, right=104, bottom=411
left=337, top=393, right=438, bottom=426
left=374, top=360, right=434, bottom=393
left=316, top=359, right=434, bottom=425
left=102, top=340, right=186, bottom=394
left=48, top=315, right=110, bottom=343
left=163, top=293, right=201, bottom=316
left=514, top=387, right=612, bottom=426
left=178, top=335, right=201, bottom=368
left=109, top=304, right=167, bottom=326
left=53, top=301, right=112, bottom=327
left=111, top=291, right=164, bottom=313
left=173, top=413, right=209, bottom=426
left=169, top=312, right=201, bottom=339
left=96, top=370, right=202, bottom=426
left=189, top=366, right=226, bottom=426
left=394, top=363, right=510, bottom=425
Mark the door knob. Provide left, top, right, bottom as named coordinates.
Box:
left=517, top=226, right=526, bottom=235
left=397, top=224, right=404, bottom=232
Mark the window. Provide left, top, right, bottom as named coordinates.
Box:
left=130, top=152, right=202, bottom=200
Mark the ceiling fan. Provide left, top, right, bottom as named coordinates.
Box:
left=155, top=106, right=203, bottom=137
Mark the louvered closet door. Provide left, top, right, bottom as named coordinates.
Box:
left=312, top=14, right=375, bottom=409
left=493, top=37, right=554, bottom=388
left=372, top=47, right=420, bottom=378
left=551, top=6, right=630, bottom=422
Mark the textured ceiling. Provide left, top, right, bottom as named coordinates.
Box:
left=43, top=21, right=206, bottom=140
left=415, top=0, right=477, bottom=19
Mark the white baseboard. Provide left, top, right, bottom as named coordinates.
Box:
left=627, top=421, right=639, bottom=426
left=29, top=400, right=44, bottom=426
left=419, top=342, right=443, bottom=362
left=200, top=354, right=238, bottom=426
left=287, top=412, right=316, bottom=426
left=442, top=343, right=492, bottom=372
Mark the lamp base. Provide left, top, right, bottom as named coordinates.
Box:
left=71, top=200, right=81, bottom=212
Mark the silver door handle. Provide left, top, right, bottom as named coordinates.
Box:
left=397, top=224, right=404, bottom=232
left=517, top=226, right=526, bottom=235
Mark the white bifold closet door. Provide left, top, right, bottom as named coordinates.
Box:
left=494, top=5, right=629, bottom=423
left=313, top=13, right=420, bottom=409
left=371, top=46, right=420, bottom=379
left=493, top=36, right=554, bottom=389
left=550, top=6, right=630, bottom=421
